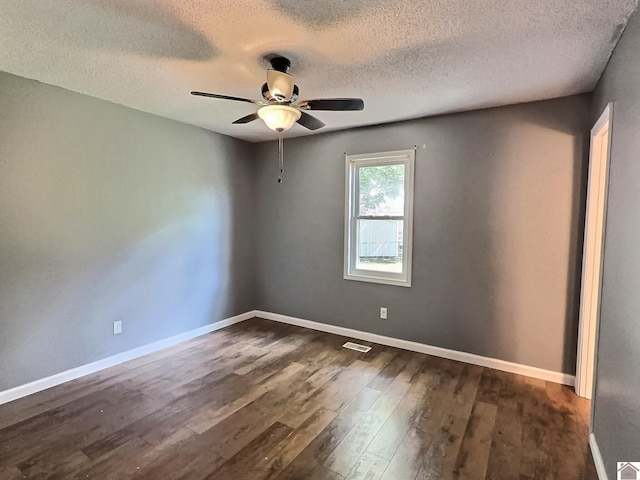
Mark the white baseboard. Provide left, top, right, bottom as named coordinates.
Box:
left=590, top=432, right=609, bottom=480
left=0, top=311, right=253, bottom=406
left=0, top=308, right=576, bottom=406
left=254, top=310, right=575, bottom=386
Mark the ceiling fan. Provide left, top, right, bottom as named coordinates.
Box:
left=190, top=55, right=364, bottom=133
left=191, top=56, right=364, bottom=183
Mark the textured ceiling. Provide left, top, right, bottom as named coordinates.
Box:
left=0, top=0, right=637, bottom=142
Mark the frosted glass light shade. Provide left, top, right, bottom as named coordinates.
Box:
left=267, top=69, right=294, bottom=101
left=257, top=105, right=301, bottom=131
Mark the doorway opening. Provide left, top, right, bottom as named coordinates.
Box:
left=575, top=103, right=613, bottom=400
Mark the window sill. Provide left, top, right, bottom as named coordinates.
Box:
left=343, top=272, right=412, bottom=288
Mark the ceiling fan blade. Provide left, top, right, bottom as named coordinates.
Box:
left=298, top=98, right=364, bottom=111
left=296, top=111, right=326, bottom=130
left=191, top=91, right=261, bottom=104
left=232, top=113, right=259, bottom=124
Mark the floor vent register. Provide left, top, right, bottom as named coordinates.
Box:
left=342, top=342, right=372, bottom=353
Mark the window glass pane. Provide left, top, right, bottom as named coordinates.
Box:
left=356, top=219, right=403, bottom=273
left=358, top=164, right=405, bottom=216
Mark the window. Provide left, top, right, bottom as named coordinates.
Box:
left=344, top=149, right=415, bottom=287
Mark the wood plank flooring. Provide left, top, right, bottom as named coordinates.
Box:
left=0, top=318, right=598, bottom=479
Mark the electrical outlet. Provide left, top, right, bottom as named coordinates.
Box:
left=113, top=321, right=122, bottom=335
left=380, top=307, right=387, bottom=319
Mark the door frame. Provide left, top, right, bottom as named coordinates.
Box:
left=575, top=103, right=613, bottom=403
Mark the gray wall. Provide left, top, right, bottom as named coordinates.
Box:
left=0, top=68, right=593, bottom=394
left=0, top=72, right=256, bottom=391
left=591, top=7, right=640, bottom=478
left=255, top=96, right=590, bottom=374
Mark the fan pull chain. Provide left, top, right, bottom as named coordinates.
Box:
left=277, top=130, right=284, bottom=184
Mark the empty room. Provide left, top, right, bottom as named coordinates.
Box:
left=1, top=1, right=639, bottom=479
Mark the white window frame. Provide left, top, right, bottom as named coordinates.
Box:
left=344, top=149, right=415, bottom=287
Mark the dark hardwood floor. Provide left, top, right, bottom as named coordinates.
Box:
left=0, top=318, right=598, bottom=480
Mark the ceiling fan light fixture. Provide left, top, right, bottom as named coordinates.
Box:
left=258, top=104, right=301, bottom=132
left=267, top=69, right=295, bottom=101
